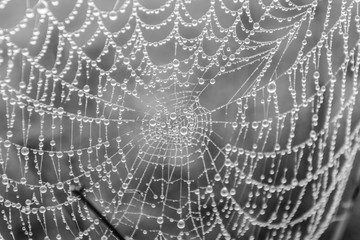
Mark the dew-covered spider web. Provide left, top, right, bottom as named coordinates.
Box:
left=1, top=0, right=360, bottom=239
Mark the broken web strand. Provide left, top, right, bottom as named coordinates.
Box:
left=0, top=0, right=359, bottom=240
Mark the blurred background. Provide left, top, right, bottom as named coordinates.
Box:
left=0, top=0, right=360, bottom=240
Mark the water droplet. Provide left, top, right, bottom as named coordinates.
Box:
left=83, top=85, right=90, bottom=93
left=26, top=9, right=34, bottom=18
left=173, top=59, right=180, bottom=67
left=262, top=119, right=269, bottom=127
left=37, top=1, right=48, bottom=15
left=4, top=200, right=11, bottom=208
left=157, top=216, right=164, bottom=224
left=20, top=177, right=26, bottom=184
left=206, top=185, right=213, bottom=193
left=214, top=173, right=221, bottom=181
left=225, top=158, right=232, bottom=167
left=267, top=81, right=276, bottom=93
left=56, top=182, right=64, bottom=190
left=170, top=112, right=177, bottom=120
left=312, top=114, right=319, bottom=122
left=51, top=0, right=59, bottom=6
left=220, top=187, right=228, bottom=197
left=251, top=122, right=259, bottom=129
left=21, top=147, right=29, bottom=156
left=40, top=185, right=47, bottom=193
left=149, top=119, right=156, bottom=127
left=4, top=140, right=11, bottom=148
left=274, top=144, right=280, bottom=151
left=177, top=219, right=185, bottom=229
left=109, top=11, right=118, bottom=21
left=6, top=130, right=13, bottom=138
left=313, top=71, right=320, bottom=79
left=180, top=126, right=188, bottom=135
left=2, top=175, right=9, bottom=185
left=310, top=130, right=317, bottom=139
left=225, top=144, right=231, bottom=152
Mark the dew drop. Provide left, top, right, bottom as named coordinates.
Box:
left=225, top=144, right=231, bottom=152
left=157, top=216, right=164, bottom=224
left=51, top=0, right=59, bottom=6
left=173, top=59, right=180, bottom=67
left=214, top=173, right=221, bottom=181
left=177, top=219, right=185, bottom=229
left=180, top=126, right=188, bottom=135
left=109, top=11, right=118, bottom=21
left=37, top=1, right=48, bottom=15
left=7, top=130, right=13, bottom=138
left=149, top=119, right=156, bottom=127
left=56, top=182, right=64, bottom=190
left=312, top=114, right=319, bottom=122
left=251, top=121, right=259, bottom=129
left=206, top=185, right=213, bottom=193
left=21, top=147, right=29, bottom=156
left=2, top=175, right=9, bottom=185
left=20, top=177, right=26, bottom=184
left=170, top=112, right=177, bottom=120
left=4, top=140, right=11, bottom=148
left=262, top=119, right=269, bottom=127
left=4, top=200, right=11, bottom=208
left=310, top=130, right=316, bottom=139
left=26, top=9, right=34, bottom=18
left=83, top=85, right=90, bottom=93
left=313, top=71, right=320, bottom=79
left=220, top=187, right=228, bottom=197
left=40, top=185, right=47, bottom=193
left=274, top=143, right=281, bottom=151
left=39, top=206, right=46, bottom=213
left=267, top=81, right=276, bottom=93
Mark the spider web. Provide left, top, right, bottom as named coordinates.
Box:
left=0, top=0, right=360, bottom=239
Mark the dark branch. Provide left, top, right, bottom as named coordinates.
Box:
left=71, top=186, right=126, bottom=240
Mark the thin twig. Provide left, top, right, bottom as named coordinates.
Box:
left=71, top=186, right=126, bottom=240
